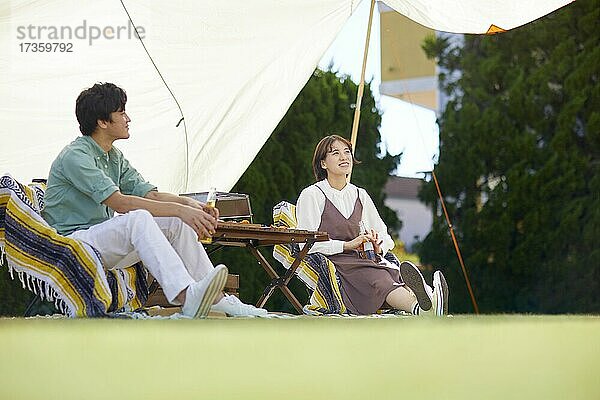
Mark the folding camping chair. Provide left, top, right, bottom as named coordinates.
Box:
left=0, top=174, right=147, bottom=317
left=271, top=201, right=403, bottom=315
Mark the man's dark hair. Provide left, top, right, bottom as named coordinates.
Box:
left=75, top=82, right=127, bottom=136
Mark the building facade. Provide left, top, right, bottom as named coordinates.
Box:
left=384, top=176, right=432, bottom=251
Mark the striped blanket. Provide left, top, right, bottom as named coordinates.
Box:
left=0, top=174, right=147, bottom=317
left=272, top=201, right=401, bottom=315
left=273, top=201, right=347, bottom=315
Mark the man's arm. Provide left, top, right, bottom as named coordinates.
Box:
left=145, top=191, right=219, bottom=219
left=103, top=191, right=217, bottom=239
left=145, top=191, right=196, bottom=205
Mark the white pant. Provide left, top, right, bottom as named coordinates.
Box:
left=69, top=209, right=214, bottom=303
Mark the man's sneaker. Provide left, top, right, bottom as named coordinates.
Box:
left=181, top=264, right=228, bottom=318
left=433, top=270, right=449, bottom=316
left=399, top=261, right=432, bottom=312
left=211, top=294, right=269, bottom=317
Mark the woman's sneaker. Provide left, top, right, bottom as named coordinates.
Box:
left=399, top=261, right=432, bottom=312
left=433, top=270, right=449, bottom=316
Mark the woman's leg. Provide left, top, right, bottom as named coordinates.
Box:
left=385, top=286, right=419, bottom=313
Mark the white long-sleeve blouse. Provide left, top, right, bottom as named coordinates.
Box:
left=296, top=179, right=395, bottom=255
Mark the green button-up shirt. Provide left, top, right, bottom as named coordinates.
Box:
left=42, top=135, right=156, bottom=235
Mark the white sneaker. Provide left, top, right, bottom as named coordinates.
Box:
left=181, top=264, right=228, bottom=319
left=211, top=294, right=269, bottom=317
left=433, top=270, right=449, bottom=316
left=420, top=270, right=448, bottom=317
left=399, top=261, right=432, bottom=312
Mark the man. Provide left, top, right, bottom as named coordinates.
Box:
left=42, top=82, right=267, bottom=318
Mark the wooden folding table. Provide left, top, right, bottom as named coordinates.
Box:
left=207, top=222, right=329, bottom=313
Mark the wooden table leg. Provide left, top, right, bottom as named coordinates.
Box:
left=283, top=242, right=313, bottom=286
left=249, top=242, right=314, bottom=314
left=249, top=246, right=303, bottom=313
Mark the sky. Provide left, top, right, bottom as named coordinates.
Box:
left=317, top=1, right=439, bottom=178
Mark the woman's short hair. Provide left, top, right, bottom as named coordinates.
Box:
left=75, top=82, right=127, bottom=136
left=312, top=134, right=361, bottom=181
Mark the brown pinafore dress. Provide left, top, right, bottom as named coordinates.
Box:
left=315, top=186, right=403, bottom=315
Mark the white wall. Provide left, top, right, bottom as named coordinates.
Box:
left=384, top=197, right=432, bottom=250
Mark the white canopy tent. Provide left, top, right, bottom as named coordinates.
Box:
left=0, top=0, right=572, bottom=193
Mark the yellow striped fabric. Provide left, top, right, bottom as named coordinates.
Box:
left=0, top=174, right=147, bottom=317
left=272, top=201, right=346, bottom=314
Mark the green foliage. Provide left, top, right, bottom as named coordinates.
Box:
left=0, top=256, right=34, bottom=316
left=389, top=239, right=421, bottom=269
left=419, top=0, right=600, bottom=313
left=211, top=69, right=400, bottom=312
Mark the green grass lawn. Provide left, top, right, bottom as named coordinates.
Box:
left=1, top=315, right=599, bottom=400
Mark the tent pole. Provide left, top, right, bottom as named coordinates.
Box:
left=432, top=170, right=480, bottom=314
left=348, top=0, right=376, bottom=182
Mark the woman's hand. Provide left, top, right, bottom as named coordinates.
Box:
left=369, top=228, right=383, bottom=255
left=343, top=233, right=375, bottom=251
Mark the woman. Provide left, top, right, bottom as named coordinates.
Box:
left=296, top=135, right=448, bottom=315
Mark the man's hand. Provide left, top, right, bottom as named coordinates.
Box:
left=181, top=196, right=220, bottom=220
left=178, top=204, right=218, bottom=240
left=204, top=204, right=219, bottom=220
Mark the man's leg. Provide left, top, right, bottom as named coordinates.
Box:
left=151, top=216, right=268, bottom=317
left=151, top=216, right=229, bottom=306
left=70, top=210, right=196, bottom=303
left=70, top=210, right=227, bottom=318
left=152, top=216, right=214, bottom=281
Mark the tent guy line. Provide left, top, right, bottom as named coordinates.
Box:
left=118, top=0, right=190, bottom=188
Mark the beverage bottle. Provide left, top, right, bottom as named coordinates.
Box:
left=200, top=187, right=217, bottom=244
left=359, top=221, right=374, bottom=258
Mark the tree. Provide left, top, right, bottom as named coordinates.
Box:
left=0, top=258, right=33, bottom=316
left=210, top=69, right=400, bottom=312
left=419, top=0, right=600, bottom=313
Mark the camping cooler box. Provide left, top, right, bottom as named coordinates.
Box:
left=180, top=191, right=253, bottom=222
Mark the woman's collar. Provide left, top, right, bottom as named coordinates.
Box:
left=321, top=179, right=354, bottom=194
